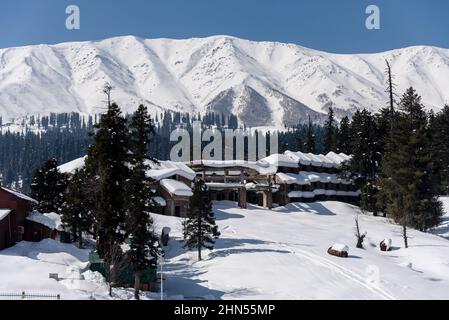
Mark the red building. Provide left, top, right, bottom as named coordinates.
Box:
left=0, top=187, right=38, bottom=250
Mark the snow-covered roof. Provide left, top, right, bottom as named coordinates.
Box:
left=277, top=172, right=352, bottom=185
left=152, top=196, right=167, bottom=207
left=262, top=153, right=298, bottom=168
left=288, top=191, right=316, bottom=199
left=57, top=156, right=87, bottom=174
left=206, top=182, right=245, bottom=189
left=191, top=159, right=277, bottom=175
left=261, top=151, right=350, bottom=169
left=303, top=172, right=352, bottom=184
left=1, top=187, right=38, bottom=204
left=276, top=172, right=311, bottom=185
left=160, top=179, right=193, bottom=197
left=0, top=209, right=12, bottom=221
left=288, top=189, right=361, bottom=198
left=58, top=156, right=196, bottom=182
left=146, top=160, right=196, bottom=181
left=331, top=244, right=349, bottom=252
left=26, top=211, right=63, bottom=231
left=283, top=151, right=313, bottom=166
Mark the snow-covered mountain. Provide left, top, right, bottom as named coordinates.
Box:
left=1, top=35, right=449, bottom=128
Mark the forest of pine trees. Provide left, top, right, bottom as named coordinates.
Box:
left=0, top=111, right=328, bottom=192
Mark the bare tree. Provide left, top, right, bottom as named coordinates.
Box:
left=105, top=242, right=127, bottom=297
left=385, top=59, right=397, bottom=133
left=354, top=212, right=367, bottom=249
left=103, top=82, right=113, bottom=107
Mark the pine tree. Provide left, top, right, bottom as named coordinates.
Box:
left=344, top=110, right=382, bottom=215
left=379, top=88, right=443, bottom=246
left=61, top=168, right=94, bottom=248
left=304, top=115, right=315, bottom=153
left=30, top=158, right=68, bottom=214
left=125, top=105, right=160, bottom=300
left=87, top=103, right=130, bottom=291
left=429, top=106, right=449, bottom=194
left=183, top=179, right=220, bottom=261
left=324, top=108, right=337, bottom=153
left=337, top=116, right=351, bottom=154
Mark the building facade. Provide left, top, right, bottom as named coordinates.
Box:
left=0, top=187, right=38, bottom=250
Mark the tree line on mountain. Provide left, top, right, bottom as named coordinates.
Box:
left=0, top=109, right=329, bottom=192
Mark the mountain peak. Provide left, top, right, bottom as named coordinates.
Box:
left=0, top=36, right=448, bottom=127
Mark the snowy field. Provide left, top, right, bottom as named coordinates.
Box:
left=1, top=200, right=449, bottom=300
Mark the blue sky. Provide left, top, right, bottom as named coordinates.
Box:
left=0, top=0, right=448, bottom=53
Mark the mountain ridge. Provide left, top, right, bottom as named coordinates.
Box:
left=1, top=35, right=448, bottom=127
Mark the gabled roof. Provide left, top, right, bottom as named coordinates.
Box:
left=1, top=187, right=38, bottom=204
left=160, top=179, right=193, bottom=197
left=146, top=160, right=196, bottom=181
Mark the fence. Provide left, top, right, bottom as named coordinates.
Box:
left=0, top=292, right=60, bottom=300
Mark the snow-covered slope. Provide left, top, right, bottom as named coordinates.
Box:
left=1, top=36, right=449, bottom=127
left=157, top=201, right=449, bottom=300
left=2, top=200, right=449, bottom=299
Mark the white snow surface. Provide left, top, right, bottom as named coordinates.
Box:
left=1, top=35, right=449, bottom=127
left=154, top=200, right=449, bottom=300
left=3, top=200, right=449, bottom=299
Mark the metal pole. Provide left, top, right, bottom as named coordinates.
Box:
left=160, top=258, right=164, bottom=300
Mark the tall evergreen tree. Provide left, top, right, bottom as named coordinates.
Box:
left=324, top=107, right=337, bottom=153
left=125, top=105, right=160, bottom=300
left=61, top=167, right=95, bottom=248
left=343, top=110, right=382, bottom=215
left=337, top=116, right=351, bottom=154
left=379, top=88, right=443, bottom=246
left=304, top=115, right=316, bottom=153
left=30, top=158, right=68, bottom=214
left=87, top=103, right=130, bottom=290
left=183, top=179, right=220, bottom=261
left=429, top=106, right=449, bottom=194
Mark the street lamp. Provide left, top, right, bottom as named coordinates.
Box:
left=157, top=254, right=165, bottom=300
